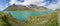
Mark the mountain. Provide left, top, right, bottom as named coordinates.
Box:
left=4, top=4, right=29, bottom=11
left=4, top=4, right=49, bottom=11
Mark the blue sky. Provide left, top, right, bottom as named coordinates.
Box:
left=0, top=0, right=59, bottom=11
left=0, top=0, right=10, bottom=10
left=0, top=0, right=24, bottom=11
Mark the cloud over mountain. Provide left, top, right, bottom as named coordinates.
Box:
left=9, top=0, right=59, bottom=10
left=9, top=0, right=44, bottom=5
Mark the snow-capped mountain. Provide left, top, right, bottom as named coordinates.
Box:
left=4, top=4, right=50, bottom=11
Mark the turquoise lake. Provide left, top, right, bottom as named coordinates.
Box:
left=4, top=10, right=54, bottom=21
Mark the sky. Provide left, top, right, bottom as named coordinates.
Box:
left=0, top=0, right=60, bottom=11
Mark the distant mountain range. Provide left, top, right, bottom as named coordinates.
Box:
left=4, top=4, right=49, bottom=11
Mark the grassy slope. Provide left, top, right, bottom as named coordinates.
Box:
left=0, top=12, right=25, bottom=26
left=24, top=11, right=59, bottom=26
left=0, top=11, right=59, bottom=26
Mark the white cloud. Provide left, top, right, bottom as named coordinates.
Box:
left=57, top=1, right=60, bottom=9
left=46, top=0, right=60, bottom=10
left=9, top=0, right=17, bottom=5
left=9, top=0, right=60, bottom=10
left=47, top=4, right=58, bottom=10
left=0, top=3, right=9, bottom=11
left=9, top=0, right=44, bottom=5
left=0, top=4, right=3, bottom=11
